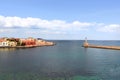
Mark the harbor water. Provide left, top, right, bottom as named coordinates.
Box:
left=0, top=40, right=120, bottom=80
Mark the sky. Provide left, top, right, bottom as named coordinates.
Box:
left=0, top=0, right=120, bottom=40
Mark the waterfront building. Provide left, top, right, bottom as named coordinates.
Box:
left=0, top=40, right=9, bottom=46
left=20, top=38, right=36, bottom=46
left=8, top=41, right=17, bottom=47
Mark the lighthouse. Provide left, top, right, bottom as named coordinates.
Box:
left=83, top=37, right=89, bottom=47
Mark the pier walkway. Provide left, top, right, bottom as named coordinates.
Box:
left=83, top=44, right=120, bottom=50
left=83, top=38, right=120, bottom=50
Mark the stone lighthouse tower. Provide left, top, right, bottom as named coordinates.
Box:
left=83, top=37, right=89, bottom=47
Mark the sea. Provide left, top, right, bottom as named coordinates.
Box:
left=0, top=40, right=120, bottom=80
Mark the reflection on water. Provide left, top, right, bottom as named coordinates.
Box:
left=0, top=48, right=16, bottom=52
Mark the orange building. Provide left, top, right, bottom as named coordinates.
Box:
left=20, top=38, right=36, bottom=46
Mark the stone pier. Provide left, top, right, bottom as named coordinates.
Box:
left=83, top=38, right=120, bottom=50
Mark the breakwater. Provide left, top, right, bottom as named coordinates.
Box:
left=83, top=41, right=120, bottom=50
left=83, top=44, right=120, bottom=50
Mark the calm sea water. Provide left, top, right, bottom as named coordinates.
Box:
left=0, top=40, right=120, bottom=80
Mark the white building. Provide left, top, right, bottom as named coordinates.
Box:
left=0, top=41, right=9, bottom=46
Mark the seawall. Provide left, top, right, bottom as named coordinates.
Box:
left=83, top=44, right=120, bottom=50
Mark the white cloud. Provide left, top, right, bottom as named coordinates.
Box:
left=98, top=24, right=120, bottom=32
left=0, top=15, right=120, bottom=35
left=0, top=29, right=6, bottom=33
left=0, top=29, right=15, bottom=33
left=0, top=15, right=94, bottom=31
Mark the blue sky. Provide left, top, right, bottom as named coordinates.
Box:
left=0, top=0, right=120, bottom=40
